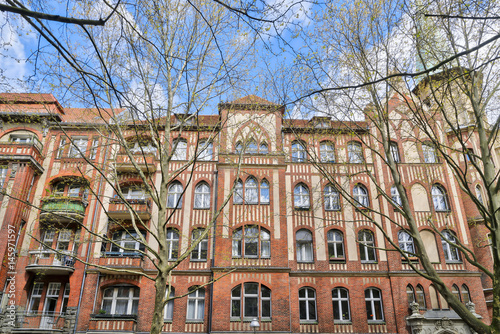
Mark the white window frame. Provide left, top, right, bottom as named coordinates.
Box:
left=294, top=184, right=310, bottom=209
left=291, top=141, right=307, bottom=162
left=166, top=228, right=179, bottom=260
left=441, top=230, right=461, bottom=263
left=365, top=288, right=384, bottom=321
left=432, top=185, right=449, bottom=211
left=348, top=142, right=363, bottom=163
left=398, top=230, right=415, bottom=255
left=260, top=180, right=270, bottom=204
left=68, top=137, right=88, bottom=158
left=327, top=230, right=345, bottom=261
left=332, top=288, right=350, bottom=322
left=296, top=229, right=313, bottom=263
left=234, top=180, right=243, bottom=204
left=353, top=184, right=369, bottom=207
left=27, top=282, right=44, bottom=313
left=101, top=286, right=140, bottom=315
left=359, top=230, right=376, bottom=263
left=191, top=229, right=208, bottom=261
left=389, top=142, right=400, bottom=162
left=422, top=143, right=437, bottom=163
left=194, top=183, right=210, bottom=209
left=391, top=185, right=401, bottom=206
left=186, top=288, right=205, bottom=321
left=245, top=178, right=258, bottom=204
left=167, top=182, right=183, bottom=208
left=172, top=139, right=187, bottom=160
left=324, top=185, right=340, bottom=211
left=232, top=225, right=270, bottom=259
left=198, top=141, right=213, bottom=161
left=320, top=141, right=335, bottom=163
left=299, top=287, right=317, bottom=321
left=164, top=287, right=175, bottom=321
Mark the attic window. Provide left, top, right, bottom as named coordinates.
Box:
left=315, top=121, right=330, bottom=129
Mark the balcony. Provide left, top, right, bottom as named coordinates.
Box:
left=115, top=153, right=156, bottom=173
left=0, top=141, right=44, bottom=172
left=108, top=199, right=151, bottom=220
left=14, top=312, right=66, bottom=332
left=25, top=251, right=76, bottom=275
left=40, top=197, right=86, bottom=225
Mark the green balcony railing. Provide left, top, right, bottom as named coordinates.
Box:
left=41, top=197, right=86, bottom=215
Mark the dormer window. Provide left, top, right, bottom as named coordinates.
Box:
left=235, top=138, right=269, bottom=154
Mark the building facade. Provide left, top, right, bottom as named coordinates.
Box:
left=0, top=85, right=494, bottom=334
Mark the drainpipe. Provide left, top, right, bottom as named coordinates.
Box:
left=73, top=135, right=110, bottom=334
left=208, top=169, right=218, bottom=334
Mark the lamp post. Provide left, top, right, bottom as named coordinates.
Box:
left=250, top=318, right=260, bottom=334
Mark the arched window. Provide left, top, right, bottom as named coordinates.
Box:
left=320, top=141, right=335, bottom=163
left=389, top=141, right=400, bottom=163
left=191, top=229, right=208, bottom=261
left=296, top=229, right=313, bottom=262
left=232, top=225, right=270, bottom=259
left=246, top=139, right=258, bottom=154
left=358, top=230, right=376, bottom=263
left=166, top=228, right=179, bottom=260
left=391, top=185, right=401, bottom=206
left=172, top=139, right=187, bottom=160
left=441, top=230, right=461, bottom=262
left=332, top=288, right=350, bottom=321
left=476, top=185, right=484, bottom=204
left=291, top=141, right=307, bottom=162
left=260, top=180, right=270, bottom=204
left=406, top=284, right=416, bottom=305
left=324, top=185, right=340, bottom=211
left=194, top=183, right=210, bottom=209
left=231, top=283, right=271, bottom=319
left=164, top=286, right=175, bottom=320
left=234, top=180, right=243, bottom=204
left=299, top=287, right=316, bottom=321
left=432, top=184, right=449, bottom=211
left=353, top=184, right=369, bottom=207
left=422, top=142, right=437, bottom=163
left=260, top=142, right=268, bottom=154
left=102, top=285, right=139, bottom=315
left=109, top=230, right=146, bottom=256
left=245, top=178, right=258, bottom=204
left=452, top=284, right=461, bottom=302
left=167, top=182, right=183, bottom=208
left=198, top=140, right=213, bottom=161
left=186, top=287, right=205, bottom=320
left=461, top=284, right=471, bottom=304
left=347, top=142, right=363, bottom=163
left=416, top=285, right=426, bottom=308
left=365, top=288, right=384, bottom=321
left=294, top=184, right=310, bottom=209
left=429, top=285, right=440, bottom=309
left=327, top=230, right=345, bottom=261
left=398, top=230, right=415, bottom=256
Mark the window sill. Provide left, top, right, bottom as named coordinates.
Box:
left=329, top=259, right=346, bottom=263
left=102, top=252, right=143, bottom=258
left=190, top=259, right=207, bottom=262
left=185, top=320, right=204, bottom=323
left=325, top=209, right=341, bottom=212
left=294, top=207, right=310, bottom=211
left=334, top=321, right=352, bottom=325
left=361, top=261, right=378, bottom=264
left=435, top=210, right=451, bottom=213
left=445, top=261, right=463, bottom=264
left=163, top=319, right=173, bottom=323
left=193, top=207, right=210, bottom=210
left=299, top=321, right=318, bottom=325
left=297, top=261, right=314, bottom=264
left=91, top=314, right=138, bottom=320
left=367, top=321, right=385, bottom=325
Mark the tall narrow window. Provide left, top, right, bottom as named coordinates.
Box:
left=243, top=283, right=258, bottom=317
left=416, top=285, right=426, bottom=308
left=61, top=284, right=70, bottom=314
left=327, top=230, right=345, bottom=261
left=191, top=229, right=208, bottom=261
left=0, top=166, right=8, bottom=188
left=246, top=140, right=258, bottom=154
left=461, top=284, right=471, bottom=304
left=452, top=284, right=461, bottom=302
left=167, top=182, right=183, bottom=208
left=245, top=178, right=258, bottom=204
left=389, top=141, right=400, bottom=162
left=441, top=230, right=461, bottom=262
left=332, top=288, right=350, bottom=321
left=232, top=225, right=270, bottom=259
left=234, top=180, right=243, bottom=204
left=235, top=142, right=243, bottom=154
left=109, top=230, right=146, bottom=256
left=164, top=287, right=175, bottom=321
left=353, top=184, right=369, bottom=207
left=56, top=137, right=66, bottom=159
left=398, top=230, right=415, bottom=256
left=102, top=286, right=140, bottom=315
left=325, top=185, right=340, bottom=211
left=260, top=142, right=268, bottom=154
left=198, top=141, right=213, bottom=161
left=359, top=230, right=376, bottom=263
left=28, top=282, right=44, bottom=313
left=320, top=141, right=335, bottom=163
left=422, top=142, right=437, bottom=163
left=299, top=288, right=317, bottom=321
left=172, top=139, right=187, bottom=160
left=476, top=185, right=484, bottom=204
left=406, top=284, right=416, bottom=305
left=260, top=180, right=270, bottom=204
left=90, top=138, right=99, bottom=160
left=365, top=288, right=384, bottom=321
left=391, top=185, right=402, bottom=206
left=187, top=287, right=205, bottom=321
left=294, top=184, right=310, bottom=209
left=43, top=282, right=61, bottom=317
left=194, top=183, right=210, bottom=209
left=432, top=185, right=449, bottom=211
left=291, top=141, right=307, bottom=162
left=166, top=228, right=179, bottom=260
left=296, top=229, right=313, bottom=262
left=347, top=142, right=363, bottom=163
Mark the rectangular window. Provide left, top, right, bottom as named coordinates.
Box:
left=56, top=137, right=67, bottom=159
left=0, top=167, right=8, bottom=188
left=28, top=282, right=44, bottom=313
left=68, top=137, right=88, bottom=158
left=90, top=138, right=99, bottom=160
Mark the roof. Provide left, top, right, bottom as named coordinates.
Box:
left=283, top=119, right=368, bottom=132
left=0, top=93, right=65, bottom=115
left=62, top=108, right=121, bottom=124
left=229, top=95, right=278, bottom=106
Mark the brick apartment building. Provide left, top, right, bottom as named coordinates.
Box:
left=0, top=72, right=494, bottom=334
